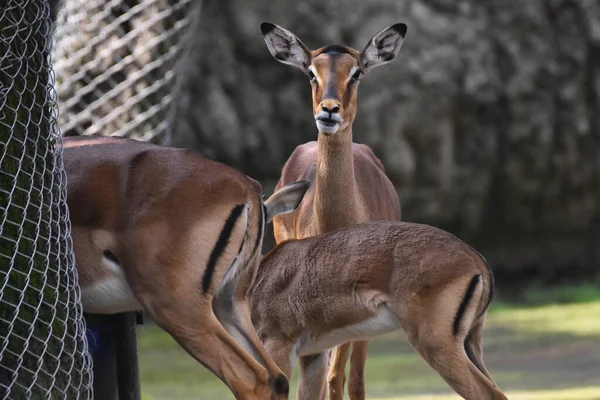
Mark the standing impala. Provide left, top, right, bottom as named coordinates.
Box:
left=261, top=22, right=404, bottom=399
left=250, top=221, right=508, bottom=400
left=63, top=135, right=309, bottom=400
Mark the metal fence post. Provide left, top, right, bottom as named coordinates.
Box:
left=116, top=312, right=142, bottom=400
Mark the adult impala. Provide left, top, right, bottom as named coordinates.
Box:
left=261, top=22, right=404, bottom=399
left=63, top=135, right=309, bottom=400
left=250, top=221, right=508, bottom=400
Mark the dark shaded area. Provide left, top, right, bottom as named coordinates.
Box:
left=116, top=312, right=142, bottom=400
left=48, top=0, right=61, bottom=22
left=85, top=313, right=143, bottom=400
left=170, top=0, right=600, bottom=288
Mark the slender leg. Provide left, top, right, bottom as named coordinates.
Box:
left=327, top=342, right=350, bottom=400
left=214, top=292, right=291, bottom=399
left=214, top=287, right=290, bottom=398
left=464, top=316, right=498, bottom=387
left=348, top=340, right=369, bottom=400
left=408, top=332, right=507, bottom=400
left=298, top=353, right=328, bottom=400
left=139, top=288, right=275, bottom=400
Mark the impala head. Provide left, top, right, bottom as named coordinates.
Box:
left=261, top=22, right=406, bottom=135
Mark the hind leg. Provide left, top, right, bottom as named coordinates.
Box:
left=214, top=280, right=290, bottom=395
left=128, top=259, right=287, bottom=399
left=408, top=330, right=507, bottom=400
left=464, top=316, right=498, bottom=387
left=143, top=294, right=275, bottom=399
left=398, top=275, right=506, bottom=400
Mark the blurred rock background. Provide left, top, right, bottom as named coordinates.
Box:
left=53, top=0, right=600, bottom=290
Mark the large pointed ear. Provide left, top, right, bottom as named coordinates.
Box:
left=261, top=22, right=312, bottom=71
left=264, top=180, right=310, bottom=223
left=359, top=23, right=407, bottom=74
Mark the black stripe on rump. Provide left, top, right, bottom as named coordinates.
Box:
left=452, top=274, right=481, bottom=336
left=202, top=204, right=245, bottom=294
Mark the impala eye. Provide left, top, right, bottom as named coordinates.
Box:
left=308, top=70, right=316, bottom=82
left=351, top=69, right=362, bottom=81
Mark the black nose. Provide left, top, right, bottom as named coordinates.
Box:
left=322, top=104, right=340, bottom=114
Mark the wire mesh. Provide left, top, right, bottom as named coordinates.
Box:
left=52, top=0, right=198, bottom=143
left=0, top=0, right=93, bottom=398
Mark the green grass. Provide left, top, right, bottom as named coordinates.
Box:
left=383, top=386, right=600, bottom=400
left=490, top=302, right=600, bottom=337
left=138, top=299, right=600, bottom=399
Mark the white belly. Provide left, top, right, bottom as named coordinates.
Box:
left=80, top=258, right=142, bottom=314
left=296, top=304, right=400, bottom=356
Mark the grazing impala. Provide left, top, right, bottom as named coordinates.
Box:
left=251, top=221, right=508, bottom=400
left=63, top=135, right=309, bottom=400
left=261, top=22, right=404, bottom=399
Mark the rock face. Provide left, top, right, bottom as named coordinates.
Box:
left=171, top=0, right=600, bottom=284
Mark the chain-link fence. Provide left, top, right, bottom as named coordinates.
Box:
left=0, top=0, right=93, bottom=398
left=52, top=0, right=198, bottom=143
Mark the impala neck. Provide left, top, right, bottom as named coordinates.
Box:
left=314, top=125, right=360, bottom=232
